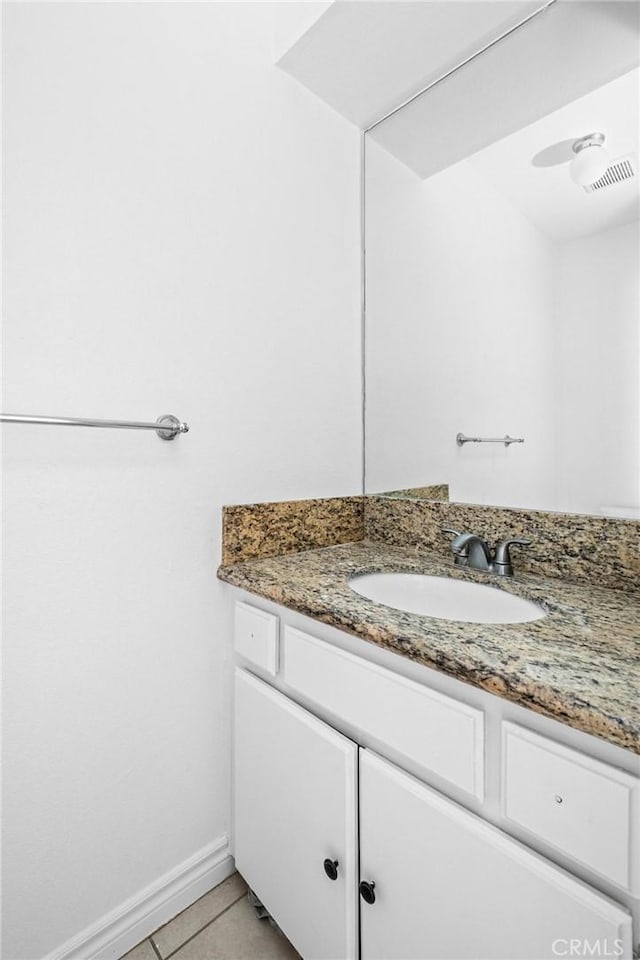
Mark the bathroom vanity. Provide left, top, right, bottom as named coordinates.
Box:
left=220, top=537, right=640, bottom=960
left=219, top=1, right=640, bottom=954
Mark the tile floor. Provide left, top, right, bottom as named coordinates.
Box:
left=120, top=873, right=299, bottom=960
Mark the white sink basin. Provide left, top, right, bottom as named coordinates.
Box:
left=349, top=572, right=546, bottom=624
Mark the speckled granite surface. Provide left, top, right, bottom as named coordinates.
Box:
left=218, top=540, right=640, bottom=753
left=221, top=496, right=363, bottom=565
left=365, top=496, right=640, bottom=593
left=376, top=484, right=449, bottom=501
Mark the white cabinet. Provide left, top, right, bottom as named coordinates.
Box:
left=234, top=669, right=633, bottom=960
left=359, top=750, right=633, bottom=960
left=231, top=600, right=637, bottom=960
left=234, top=669, right=358, bottom=960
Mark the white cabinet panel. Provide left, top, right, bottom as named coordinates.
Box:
left=234, top=669, right=358, bottom=960
left=283, top=626, right=484, bottom=799
left=359, top=750, right=633, bottom=960
left=234, top=601, right=279, bottom=674
left=502, top=722, right=640, bottom=893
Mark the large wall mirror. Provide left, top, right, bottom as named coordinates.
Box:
left=364, top=1, right=640, bottom=519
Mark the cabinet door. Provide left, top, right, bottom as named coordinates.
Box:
left=234, top=669, right=358, bottom=960
left=359, top=750, right=633, bottom=960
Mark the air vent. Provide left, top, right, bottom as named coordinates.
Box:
left=584, top=154, right=636, bottom=193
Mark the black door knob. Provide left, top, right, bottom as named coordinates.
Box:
left=359, top=880, right=376, bottom=904
left=323, top=858, right=339, bottom=881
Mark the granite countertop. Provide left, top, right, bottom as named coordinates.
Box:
left=218, top=540, right=640, bottom=754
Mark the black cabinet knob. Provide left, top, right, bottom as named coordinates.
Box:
left=359, top=880, right=376, bottom=904
left=323, top=858, right=339, bottom=881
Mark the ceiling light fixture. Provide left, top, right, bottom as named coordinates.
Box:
left=569, top=132, right=610, bottom=187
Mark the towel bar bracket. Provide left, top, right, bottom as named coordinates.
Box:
left=155, top=415, right=188, bottom=441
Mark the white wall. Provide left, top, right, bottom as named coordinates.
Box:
left=555, top=220, right=640, bottom=516
left=1, top=4, right=360, bottom=958
left=365, top=139, right=558, bottom=510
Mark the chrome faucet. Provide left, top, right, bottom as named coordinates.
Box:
left=442, top=529, right=531, bottom=577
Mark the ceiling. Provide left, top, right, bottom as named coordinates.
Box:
left=276, top=0, right=640, bottom=242
left=369, top=1, right=640, bottom=179
left=276, top=0, right=546, bottom=129
left=466, top=68, right=640, bottom=243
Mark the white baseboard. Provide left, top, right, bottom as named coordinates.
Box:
left=45, top=836, right=235, bottom=960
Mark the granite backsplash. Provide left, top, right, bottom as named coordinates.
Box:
left=365, top=496, right=639, bottom=592
left=221, top=494, right=638, bottom=592
left=221, top=496, right=364, bottom=565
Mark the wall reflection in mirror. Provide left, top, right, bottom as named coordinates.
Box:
left=364, top=1, right=640, bottom=519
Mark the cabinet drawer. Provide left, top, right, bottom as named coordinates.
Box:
left=502, top=722, right=640, bottom=893
left=283, top=626, right=484, bottom=799
left=234, top=602, right=279, bottom=675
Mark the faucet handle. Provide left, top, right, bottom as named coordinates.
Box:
left=494, top=537, right=532, bottom=573
left=441, top=527, right=462, bottom=539
left=441, top=528, right=474, bottom=565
